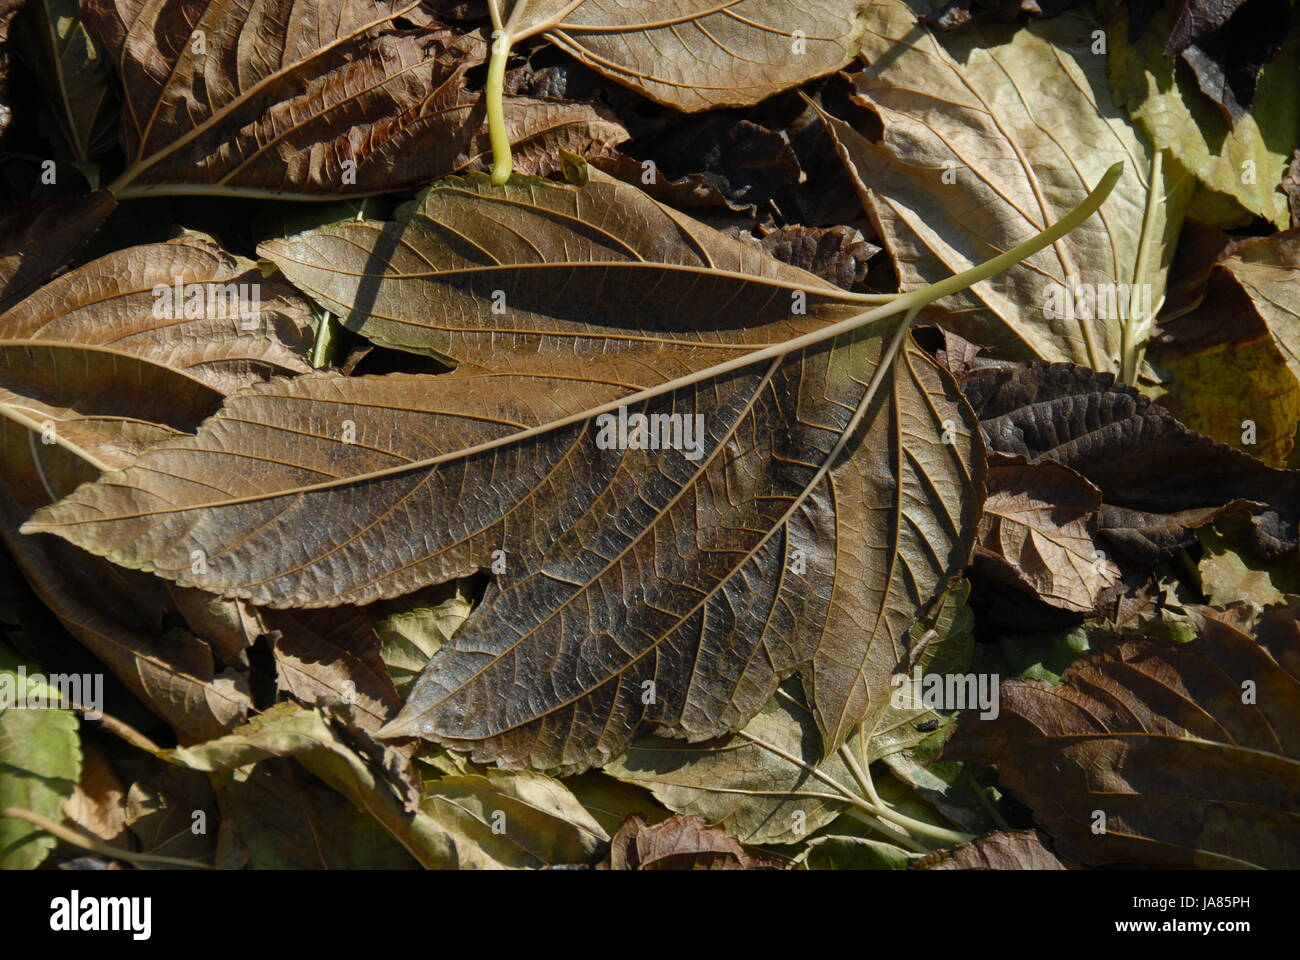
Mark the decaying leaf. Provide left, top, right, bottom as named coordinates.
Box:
left=913, top=829, right=1068, bottom=870
left=1149, top=229, right=1300, bottom=465
left=958, top=360, right=1300, bottom=558
left=260, top=166, right=866, bottom=374
left=1109, top=6, right=1297, bottom=228
left=823, top=0, right=1182, bottom=369
left=174, top=703, right=610, bottom=868
left=30, top=168, right=983, bottom=773
left=88, top=0, right=627, bottom=198
left=496, top=0, right=869, bottom=112
left=605, top=583, right=974, bottom=844
left=974, top=455, right=1121, bottom=614
left=596, top=813, right=779, bottom=870
left=946, top=602, right=1300, bottom=868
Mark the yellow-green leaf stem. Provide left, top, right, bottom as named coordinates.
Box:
left=485, top=31, right=513, bottom=185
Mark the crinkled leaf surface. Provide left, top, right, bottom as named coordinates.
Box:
left=260, top=167, right=866, bottom=377
left=975, top=456, right=1121, bottom=613
left=89, top=0, right=627, bottom=198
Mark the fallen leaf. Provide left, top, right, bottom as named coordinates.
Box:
left=823, top=0, right=1181, bottom=369
left=264, top=607, right=404, bottom=733
left=498, top=0, right=869, bottom=112
left=913, top=829, right=1068, bottom=869
left=0, top=640, right=82, bottom=870
left=945, top=602, right=1300, bottom=868
left=1109, top=6, right=1297, bottom=228
left=975, top=455, right=1121, bottom=614
left=260, top=166, right=865, bottom=375
left=604, top=584, right=975, bottom=844
left=958, top=360, right=1300, bottom=557
left=34, top=169, right=983, bottom=772
left=1, top=233, right=315, bottom=392
left=596, top=813, right=779, bottom=870
left=87, top=0, right=627, bottom=198
left=174, top=702, right=609, bottom=868
left=1161, top=0, right=1290, bottom=125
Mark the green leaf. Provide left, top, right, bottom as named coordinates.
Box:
left=0, top=640, right=82, bottom=869
left=1108, top=9, right=1297, bottom=229
left=172, top=703, right=607, bottom=868
left=801, top=833, right=911, bottom=870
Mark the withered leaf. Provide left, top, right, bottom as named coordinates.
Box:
left=975, top=455, right=1121, bottom=614
left=1149, top=229, right=1300, bottom=466
left=823, top=0, right=1181, bottom=369
left=945, top=602, right=1300, bottom=868
left=0, top=233, right=315, bottom=393
left=959, top=360, right=1300, bottom=558
left=28, top=169, right=985, bottom=772
left=89, top=0, right=627, bottom=198
left=913, top=829, right=1069, bottom=870
left=596, top=813, right=779, bottom=870
left=174, top=703, right=609, bottom=868
left=260, top=166, right=866, bottom=378
left=498, top=0, right=868, bottom=112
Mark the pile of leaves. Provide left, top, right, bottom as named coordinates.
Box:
left=0, top=0, right=1296, bottom=871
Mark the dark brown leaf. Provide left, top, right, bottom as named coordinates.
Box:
left=913, top=829, right=1069, bottom=869
left=945, top=602, right=1300, bottom=868
left=959, top=360, right=1300, bottom=557
left=88, top=0, right=627, bottom=198
left=0, top=191, right=117, bottom=313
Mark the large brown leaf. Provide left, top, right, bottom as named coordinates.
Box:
left=25, top=173, right=983, bottom=770
left=945, top=602, right=1300, bottom=868
left=89, top=0, right=627, bottom=198
left=259, top=165, right=866, bottom=378
left=495, top=0, right=868, bottom=112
